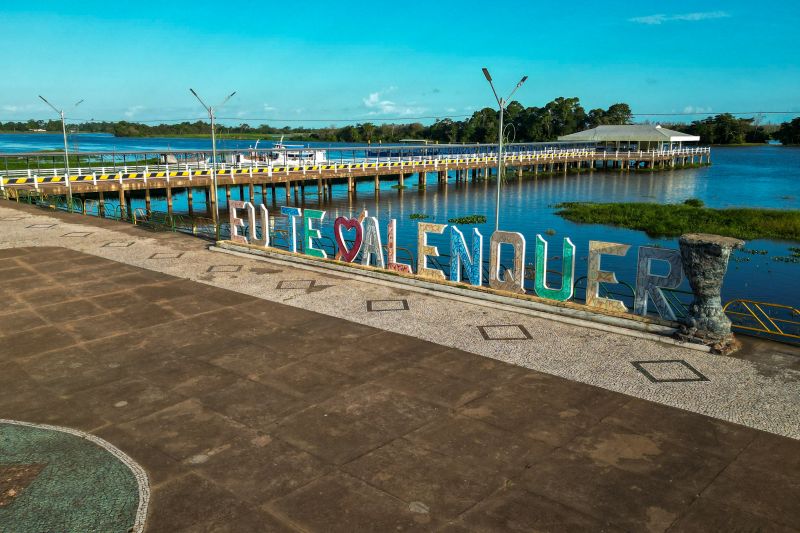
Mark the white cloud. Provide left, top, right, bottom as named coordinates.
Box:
left=124, top=105, right=145, bottom=118
left=629, top=11, right=730, bottom=25
left=362, top=88, right=424, bottom=116
left=363, top=91, right=397, bottom=114
left=683, top=106, right=713, bottom=114
left=263, top=104, right=276, bottom=112
left=2, top=105, right=21, bottom=113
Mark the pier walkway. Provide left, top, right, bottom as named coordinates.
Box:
left=0, top=201, right=797, bottom=532
left=0, top=144, right=711, bottom=217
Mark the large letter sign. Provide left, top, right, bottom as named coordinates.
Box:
left=586, top=241, right=630, bottom=313
left=361, top=216, right=385, bottom=268
left=450, top=226, right=483, bottom=286
left=228, top=200, right=250, bottom=245
left=222, top=201, right=704, bottom=326
left=303, top=209, right=327, bottom=258
left=387, top=219, right=412, bottom=273
left=489, top=231, right=526, bottom=294
left=248, top=203, right=270, bottom=247
left=635, top=247, right=684, bottom=320
left=333, top=217, right=363, bottom=262
left=280, top=206, right=302, bottom=253
left=533, top=235, right=576, bottom=301
left=417, top=223, right=447, bottom=280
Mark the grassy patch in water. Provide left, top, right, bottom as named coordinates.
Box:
left=554, top=201, right=800, bottom=241
left=409, top=213, right=429, bottom=220
left=447, top=214, right=487, bottom=224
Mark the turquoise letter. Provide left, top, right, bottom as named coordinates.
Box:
left=303, top=208, right=327, bottom=258
left=534, top=235, right=576, bottom=301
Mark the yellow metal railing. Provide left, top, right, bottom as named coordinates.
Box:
left=723, top=299, right=800, bottom=341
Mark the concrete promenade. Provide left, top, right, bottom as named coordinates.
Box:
left=0, top=201, right=798, bottom=532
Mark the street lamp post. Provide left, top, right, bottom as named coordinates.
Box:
left=38, top=95, right=83, bottom=213
left=189, top=88, right=236, bottom=241
left=481, top=69, right=527, bottom=231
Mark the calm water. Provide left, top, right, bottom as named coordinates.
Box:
left=3, top=134, right=798, bottom=307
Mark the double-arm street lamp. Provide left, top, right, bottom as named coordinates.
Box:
left=189, top=88, right=236, bottom=240
left=481, top=68, right=527, bottom=231
left=38, top=95, right=83, bottom=212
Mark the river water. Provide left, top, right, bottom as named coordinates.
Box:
left=2, top=133, right=798, bottom=308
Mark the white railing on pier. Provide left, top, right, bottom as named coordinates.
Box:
left=0, top=146, right=711, bottom=187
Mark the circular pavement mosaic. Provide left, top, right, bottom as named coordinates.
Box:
left=0, top=420, right=148, bottom=533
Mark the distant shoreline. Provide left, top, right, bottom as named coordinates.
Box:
left=0, top=131, right=794, bottom=147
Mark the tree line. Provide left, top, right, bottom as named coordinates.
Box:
left=1, top=98, right=796, bottom=145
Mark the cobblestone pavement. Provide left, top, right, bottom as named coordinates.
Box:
left=0, top=202, right=798, bottom=532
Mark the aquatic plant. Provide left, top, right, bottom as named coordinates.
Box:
left=447, top=215, right=487, bottom=224
left=683, top=198, right=705, bottom=208
left=739, top=248, right=769, bottom=255
left=409, top=213, right=429, bottom=220
left=554, top=202, right=800, bottom=241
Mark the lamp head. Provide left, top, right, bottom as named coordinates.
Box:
left=482, top=68, right=492, bottom=82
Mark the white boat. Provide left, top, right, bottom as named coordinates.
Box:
left=228, top=136, right=327, bottom=166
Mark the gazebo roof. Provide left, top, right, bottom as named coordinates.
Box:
left=558, top=125, right=700, bottom=143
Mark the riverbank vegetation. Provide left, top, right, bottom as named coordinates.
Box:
left=664, top=114, right=774, bottom=145
left=2, top=102, right=795, bottom=146
left=554, top=201, right=800, bottom=241
left=773, top=118, right=800, bottom=145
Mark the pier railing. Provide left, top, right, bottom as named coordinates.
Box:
left=0, top=145, right=711, bottom=190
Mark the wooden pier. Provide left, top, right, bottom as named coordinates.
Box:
left=1, top=143, right=711, bottom=223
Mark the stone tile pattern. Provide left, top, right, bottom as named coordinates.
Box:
left=1, top=246, right=798, bottom=532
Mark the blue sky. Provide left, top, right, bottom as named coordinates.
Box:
left=1, top=0, right=797, bottom=126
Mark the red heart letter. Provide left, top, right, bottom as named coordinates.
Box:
left=334, top=217, right=363, bottom=262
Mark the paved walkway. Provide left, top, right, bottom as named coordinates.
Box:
left=0, top=202, right=799, bottom=532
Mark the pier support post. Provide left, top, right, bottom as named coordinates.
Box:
left=398, top=173, right=404, bottom=187
left=98, top=191, right=105, bottom=217
left=285, top=182, right=291, bottom=203
left=225, top=185, right=232, bottom=207
left=248, top=183, right=255, bottom=204
left=145, top=187, right=151, bottom=212
left=347, top=175, right=354, bottom=193
left=418, top=171, right=425, bottom=189
left=166, top=184, right=173, bottom=215
left=206, top=187, right=214, bottom=217
left=187, top=188, right=194, bottom=215
left=374, top=174, right=379, bottom=190
left=118, top=189, right=126, bottom=218
left=318, top=178, right=324, bottom=197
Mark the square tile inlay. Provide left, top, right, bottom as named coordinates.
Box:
left=477, top=324, right=533, bottom=341
left=102, top=241, right=135, bottom=248
left=61, top=231, right=93, bottom=238
left=207, top=264, right=242, bottom=273
left=276, top=279, right=315, bottom=290
left=148, top=252, right=184, bottom=260
left=631, top=360, right=710, bottom=383
left=366, top=299, right=410, bottom=312
left=26, top=224, right=56, bottom=229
